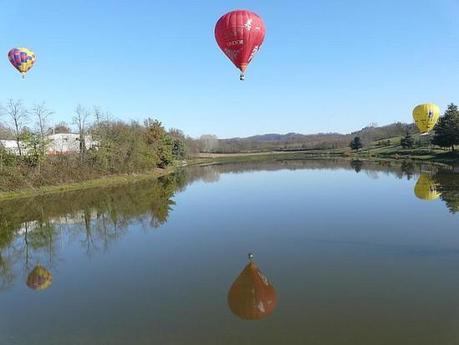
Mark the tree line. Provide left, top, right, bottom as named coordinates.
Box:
left=194, top=123, right=415, bottom=153
left=0, top=99, right=195, bottom=191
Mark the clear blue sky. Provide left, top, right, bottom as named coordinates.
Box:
left=1, top=0, right=458, bottom=138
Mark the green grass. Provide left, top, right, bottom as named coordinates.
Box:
left=0, top=167, right=174, bottom=201
left=334, top=133, right=455, bottom=163
left=191, top=135, right=458, bottom=168
left=192, top=151, right=344, bottom=166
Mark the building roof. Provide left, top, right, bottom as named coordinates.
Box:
left=0, top=139, right=19, bottom=149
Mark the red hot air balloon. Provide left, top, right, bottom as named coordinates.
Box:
left=215, top=10, right=266, bottom=80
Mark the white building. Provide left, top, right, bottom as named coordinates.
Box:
left=47, top=133, right=97, bottom=155
left=0, top=134, right=97, bottom=156
left=0, top=139, right=28, bottom=155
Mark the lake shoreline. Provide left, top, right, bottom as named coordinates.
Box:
left=191, top=150, right=455, bottom=167
left=0, top=167, right=176, bottom=201
left=0, top=151, right=453, bottom=201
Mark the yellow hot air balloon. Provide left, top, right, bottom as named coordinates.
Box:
left=26, top=265, right=52, bottom=291
left=414, top=174, right=440, bottom=201
left=412, top=103, right=440, bottom=134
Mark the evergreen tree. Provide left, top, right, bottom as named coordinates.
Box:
left=432, top=103, right=459, bottom=151
left=400, top=132, right=414, bottom=148
left=350, top=136, right=363, bottom=151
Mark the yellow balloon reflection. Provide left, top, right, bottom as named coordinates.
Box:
left=414, top=174, right=441, bottom=201
left=26, top=265, right=52, bottom=291
left=227, top=256, right=277, bottom=320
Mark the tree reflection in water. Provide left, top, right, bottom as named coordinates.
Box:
left=1, top=159, right=459, bottom=290
left=345, top=159, right=459, bottom=214
left=350, top=160, right=363, bottom=173
left=0, top=172, right=188, bottom=290
left=433, top=169, right=459, bottom=213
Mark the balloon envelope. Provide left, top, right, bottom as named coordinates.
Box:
left=412, top=103, right=440, bottom=133
left=8, top=48, right=36, bottom=76
left=26, top=265, right=52, bottom=291
left=215, top=10, right=265, bottom=79
left=227, top=260, right=276, bottom=320
left=414, top=174, right=440, bottom=201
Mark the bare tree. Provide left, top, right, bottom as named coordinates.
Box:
left=73, top=104, right=90, bottom=163
left=31, top=102, right=54, bottom=154
left=32, top=102, right=53, bottom=140
left=4, top=99, right=28, bottom=156
left=199, top=134, right=219, bottom=152
left=93, top=106, right=102, bottom=126
left=54, top=121, right=70, bottom=134
left=93, top=106, right=113, bottom=126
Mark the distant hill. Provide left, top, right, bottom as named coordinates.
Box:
left=236, top=132, right=342, bottom=142
left=207, top=122, right=416, bottom=153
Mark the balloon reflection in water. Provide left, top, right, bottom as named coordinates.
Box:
left=414, top=174, right=441, bottom=201
left=26, top=265, right=52, bottom=291
left=227, top=255, right=276, bottom=320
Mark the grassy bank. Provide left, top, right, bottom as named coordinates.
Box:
left=0, top=167, right=175, bottom=201
left=344, top=134, right=459, bottom=163
left=192, top=150, right=453, bottom=168
left=1, top=144, right=456, bottom=201
left=0, top=152, right=340, bottom=201
left=194, top=133, right=459, bottom=165
left=190, top=150, right=345, bottom=164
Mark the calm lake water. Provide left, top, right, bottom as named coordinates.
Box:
left=1, top=159, right=459, bottom=345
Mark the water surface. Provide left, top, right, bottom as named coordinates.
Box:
left=1, top=159, right=459, bottom=345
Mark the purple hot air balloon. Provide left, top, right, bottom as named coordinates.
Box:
left=8, top=48, right=36, bottom=78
